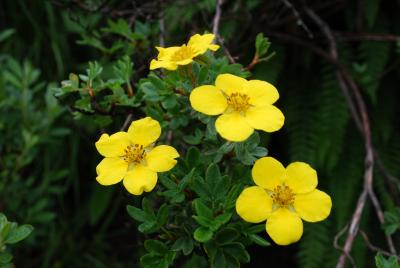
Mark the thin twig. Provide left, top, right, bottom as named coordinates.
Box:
left=159, top=10, right=165, bottom=47
left=217, top=36, right=236, bottom=64
left=120, top=114, right=133, bottom=131
left=303, top=8, right=397, bottom=268
left=333, top=224, right=357, bottom=268
left=360, top=230, right=400, bottom=260
left=335, top=32, right=400, bottom=42
left=212, top=0, right=223, bottom=37
left=280, top=0, right=314, bottom=38
left=211, top=0, right=236, bottom=64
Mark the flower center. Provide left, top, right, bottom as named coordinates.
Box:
left=227, top=93, right=250, bottom=112
left=123, top=144, right=146, bottom=164
left=171, top=45, right=196, bottom=61
left=271, top=185, right=295, bottom=207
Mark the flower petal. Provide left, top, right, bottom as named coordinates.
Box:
left=146, top=145, right=179, bottom=172
left=266, top=208, right=303, bottom=245
left=190, top=85, right=228, bottom=115
left=96, top=157, right=128, bottom=185
left=127, top=117, right=161, bottom=146
left=294, top=189, right=332, bottom=222
left=155, top=46, right=180, bottom=60
left=215, top=73, right=248, bottom=95
left=215, top=112, right=254, bottom=142
left=175, top=59, right=194, bottom=66
left=252, top=157, right=286, bottom=190
left=245, top=80, right=279, bottom=106
left=187, top=33, right=219, bottom=53
left=285, top=162, right=318, bottom=194
left=236, top=186, right=273, bottom=223
left=95, top=132, right=131, bottom=157
left=150, top=59, right=178, bottom=70
left=245, top=105, right=285, bottom=132
left=123, top=165, right=157, bottom=195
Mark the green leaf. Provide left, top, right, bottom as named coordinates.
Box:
left=194, top=227, right=213, bottom=242
left=186, top=147, right=201, bottom=167
left=223, top=242, right=250, bottom=263
left=138, top=221, right=158, bottom=233
left=255, top=33, right=271, bottom=58
left=193, top=199, right=213, bottom=219
left=0, top=29, right=15, bottom=43
left=183, top=129, right=204, bottom=145
left=126, top=205, right=146, bottom=222
left=212, top=249, right=226, bottom=268
left=248, top=234, right=270, bottom=247
left=0, top=252, right=12, bottom=264
left=4, top=224, right=33, bottom=244
left=142, top=197, right=156, bottom=219
left=171, top=237, right=194, bottom=255
left=144, top=239, right=168, bottom=255
left=205, top=163, right=221, bottom=189
left=140, top=253, right=162, bottom=267
left=157, top=204, right=169, bottom=226
left=375, top=253, right=400, bottom=268
left=190, top=176, right=211, bottom=200
left=215, top=228, right=239, bottom=245
left=383, top=208, right=400, bottom=235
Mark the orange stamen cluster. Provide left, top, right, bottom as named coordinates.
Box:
left=271, top=185, right=295, bottom=207
left=123, top=144, right=146, bottom=164
left=171, top=45, right=196, bottom=61
left=227, top=93, right=250, bottom=112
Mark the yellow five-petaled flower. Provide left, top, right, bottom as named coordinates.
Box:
left=150, top=33, right=219, bottom=70
left=190, top=73, right=285, bottom=142
left=236, top=157, right=332, bottom=245
left=95, top=117, right=179, bottom=195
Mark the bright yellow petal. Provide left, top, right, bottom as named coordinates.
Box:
left=96, top=157, right=128, bottom=185
left=266, top=208, right=303, bottom=245
left=252, top=157, right=286, bottom=190
left=187, top=33, right=218, bottom=54
left=215, top=112, right=254, bottom=142
left=294, top=189, right=332, bottom=222
left=245, top=105, right=285, bottom=132
left=127, top=117, right=161, bottom=146
left=123, top=165, right=157, bottom=195
left=149, top=59, right=178, bottom=70
left=190, top=85, right=228, bottom=115
left=236, top=186, right=273, bottom=223
left=146, top=145, right=179, bottom=172
left=208, top=44, right=220, bottom=51
left=285, top=162, right=318, bottom=194
left=95, top=132, right=131, bottom=157
left=245, top=80, right=279, bottom=106
left=215, top=73, right=248, bottom=95
left=156, top=46, right=180, bottom=60
left=175, top=58, right=194, bottom=66
left=188, top=33, right=214, bottom=46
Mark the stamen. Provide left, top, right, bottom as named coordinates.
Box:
left=123, top=144, right=146, bottom=164
left=226, top=93, right=250, bottom=112
left=171, top=45, right=196, bottom=61
left=271, top=185, right=295, bottom=208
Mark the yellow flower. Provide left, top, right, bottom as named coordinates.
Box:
left=190, top=74, right=284, bottom=142
left=235, top=157, right=332, bottom=245
left=95, top=117, right=179, bottom=195
left=150, top=33, right=219, bottom=70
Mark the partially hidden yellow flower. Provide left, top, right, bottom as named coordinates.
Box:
left=150, top=33, right=219, bottom=70
left=190, top=74, right=284, bottom=142
left=95, top=117, right=179, bottom=195
left=236, top=157, right=332, bottom=245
